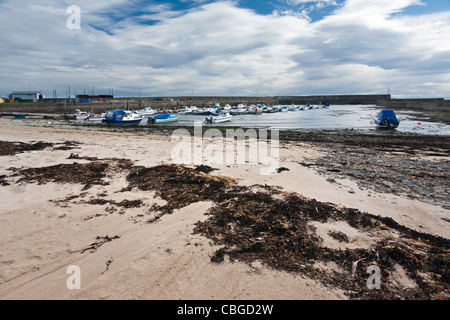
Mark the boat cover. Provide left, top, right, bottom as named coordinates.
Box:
left=105, top=109, right=127, bottom=122
left=376, top=110, right=399, bottom=124
left=154, top=113, right=176, bottom=120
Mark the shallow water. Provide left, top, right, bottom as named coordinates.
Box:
left=144, top=105, right=450, bottom=135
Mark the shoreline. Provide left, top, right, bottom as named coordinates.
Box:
left=0, top=120, right=448, bottom=300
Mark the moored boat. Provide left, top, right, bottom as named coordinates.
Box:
left=103, top=109, right=143, bottom=126
left=73, top=109, right=91, bottom=120
left=148, top=113, right=179, bottom=124
left=135, top=107, right=156, bottom=116
left=373, top=109, right=400, bottom=129
left=85, top=113, right=106, bottom=123
left=205, top=112, right=232, bottom=124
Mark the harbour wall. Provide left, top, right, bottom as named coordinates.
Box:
left=1, top=94, right=449, bottom=115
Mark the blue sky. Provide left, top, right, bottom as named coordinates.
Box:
left=0, top=0, right=449, bottom=98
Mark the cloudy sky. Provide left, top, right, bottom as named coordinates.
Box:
left=1, top=0, right=449, bottom=98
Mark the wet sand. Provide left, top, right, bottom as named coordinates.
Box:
left=0, top=119, right=448, bottom=300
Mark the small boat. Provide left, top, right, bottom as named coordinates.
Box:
left=103, top=109, right=143, bottom=126
left=373, top=109, right=400, bottom=129
left=205, top=112, right=232, bottom=124
left=280, top=106, right=289, bottom=112
left=148, top=113, right=179, bottom=124
left=177, top=107, right=195, bottom=115
left=192, top=107, right=215, bottom=116
left=73, top=109, right=91, bottom=120
left=210, top=108, right=224, bottom=116
left=323, top=103, right=330, bottom=108
left=135, top=107, right=156, bottom=116
left=85, top=113, right=106, bottom=123
left=248, top=106, right=263, bottom=114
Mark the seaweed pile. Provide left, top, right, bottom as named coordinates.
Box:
left=10, top=153, right=132, bottom=190
left=126, top=164, right=235, bottom=215
left=194, top=191, right=450, bottom=299
left=124, top=164, right=449, bottom=299
left=0, top=140, right=54, bottom=156
left=0, top=140, right=80, bottom=156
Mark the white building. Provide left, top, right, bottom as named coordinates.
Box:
left=8, top=91, right=43, bottom=102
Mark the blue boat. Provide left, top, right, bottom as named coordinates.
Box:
left=373, top=110, right=400, bottom=129
left=103, top=109, right=143, bottom=126
left=148, top=113, right=179, bottom=124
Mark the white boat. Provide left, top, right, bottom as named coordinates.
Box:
left=248, top=105, right=263, bottom=114
left=73, top=109, right=91, bottom=120
left=85, top=113, right=106, bottom=122
left=205, top=112, right=233, bottom=123
left=177, top=107, right=193, bottom=115
left=280, top=106, right=289, bottom=112
left=230, top=104, right=247, bottom=115
left=135, top=107, right=156, bottom=116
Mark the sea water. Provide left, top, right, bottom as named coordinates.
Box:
left=144, top=105, right=450, bottom=135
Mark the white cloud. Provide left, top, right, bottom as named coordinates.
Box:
left=0, top=0, right=449, bottom=98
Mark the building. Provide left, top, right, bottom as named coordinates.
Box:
left=0, top=97, right=4, bottom=103
left=75, top=94, right=114, bottom=103
left=8, top=91, right=43, bottom=102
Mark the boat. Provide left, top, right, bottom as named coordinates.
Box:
left=103, top=109, right=143, bottom=126
left=135, top=107, right=156, bottom=116
left=177, top=107, right=194, bottom=115
left=230, top=104, right=247, bottom=115
left=205, top=112, right=232, bottom=124
left=192, top=107, right=215, bottom=115
left=373, top=110, right=400, bottom=129
left=85, top=113, right=106, bottom=123
left=248, top=105, right=263, bottom=114
left=210, top=108, right=223, bottom=116
left=148, top=113, right=179, bottom=124
left=280, top=106, right=289, bottom=112
left=322, top=103, right=330, bottom=108
left=73, top=109, right=91, bottom=120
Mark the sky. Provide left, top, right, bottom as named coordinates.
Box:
left=1, top=0, right=449, bottom=98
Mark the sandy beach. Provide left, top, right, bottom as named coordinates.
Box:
left=0, top=118, right=448, bottom=300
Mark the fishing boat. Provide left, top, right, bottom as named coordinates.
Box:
left=373, top=110, right=400, bottom=129
left=205, top=112, right=232, bottom=124
left=73, top=109, right=91, bottom=120
left=135, top=107, right=156, bottom=116
left=148, top=113, right=179, bottom=124
left=103, top=109, right=143, bottom=126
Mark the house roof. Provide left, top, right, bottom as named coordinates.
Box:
left=9, top=91, right=41, bottom=95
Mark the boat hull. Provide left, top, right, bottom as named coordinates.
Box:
left=103, top=119, right=142, bottom=126
left=148, top=114, right=179, bottom=124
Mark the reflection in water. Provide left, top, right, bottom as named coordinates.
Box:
left=144, top=105, right=450, bottom=135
